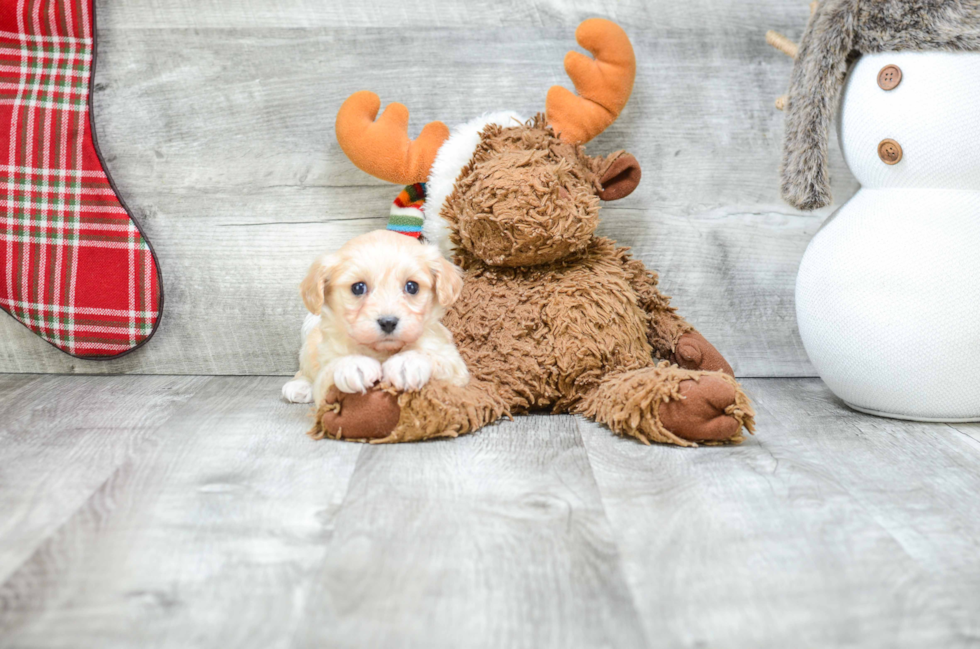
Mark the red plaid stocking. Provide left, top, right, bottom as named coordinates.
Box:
left=0, top=0, right=162, bottom=358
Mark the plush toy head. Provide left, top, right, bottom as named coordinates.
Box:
left=335, top=18, right=641, bottom=263
left=443, top=118, right=640, bottom=267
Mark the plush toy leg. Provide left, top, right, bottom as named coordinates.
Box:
left=310, top=379, right=509, bottom=444
left=668, top=331, right=735, bottom=376
left=576, top=362, right=755, bottom=447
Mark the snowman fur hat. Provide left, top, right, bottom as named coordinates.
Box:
left=782, top=0, right=980, bottom=211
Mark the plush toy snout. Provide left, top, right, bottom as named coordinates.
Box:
left=453, top=148, right=600, bottom=267
left=448, top=124, right=643, bottom=268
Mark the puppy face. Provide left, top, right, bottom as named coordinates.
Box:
left=301, top=230, right=463, bottom=354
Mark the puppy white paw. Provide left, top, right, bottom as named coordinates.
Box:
left=333, top=355, right=383, bottom=393
left=282, top=378, right=314, bottom=403
left=382, top=351, right=432, bottom=391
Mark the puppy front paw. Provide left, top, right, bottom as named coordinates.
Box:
left=282, top=378, right=314, bottom=403
left=333, top=356, right=383, bottom=394
left=382, top=351, right=432, bottom=391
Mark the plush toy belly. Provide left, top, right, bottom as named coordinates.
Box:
left=447, top=244, right=655, bottom=411
left=796, top=188, right=980, bottom=421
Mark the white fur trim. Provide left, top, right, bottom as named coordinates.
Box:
left=423, top=111, right=525, bottom=257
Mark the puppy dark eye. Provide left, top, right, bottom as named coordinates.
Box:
left=405, top=281, right=419, bottom=295
left=351, top=282, right=367, bottom=296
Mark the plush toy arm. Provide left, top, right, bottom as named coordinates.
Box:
left=311, top=379, right=508, bottom=443
left=620, top=254, right=692, bottom=356
left=620, top=252, right=734, bottom=376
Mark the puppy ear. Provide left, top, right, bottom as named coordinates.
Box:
left=428, top=250, right=464, bottom=307
left=300, top=254, right=337, bottom=314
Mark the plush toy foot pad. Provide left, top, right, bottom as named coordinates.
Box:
left=670, top=332, right=735, bottom=376
left=660, top=375, right=746, bottom=443
left=313, top=387, right=401, bottom=441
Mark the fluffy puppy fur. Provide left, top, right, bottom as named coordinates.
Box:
left=282, top=230, right=468, bottom=406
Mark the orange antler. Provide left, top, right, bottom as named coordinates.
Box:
left=545, top=18, right=636, bottom=145
left=335, top=91, right=450, bottom=184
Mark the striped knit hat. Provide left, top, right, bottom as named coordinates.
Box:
left=387, top=183, right=426, bottom=239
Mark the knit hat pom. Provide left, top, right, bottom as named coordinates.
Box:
left=388, top=183, right=426, bottom=239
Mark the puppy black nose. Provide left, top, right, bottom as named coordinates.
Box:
left=377, top=316, right=399, bottom=334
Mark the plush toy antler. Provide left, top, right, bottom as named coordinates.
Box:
left=335, top=90, right=450, bottom=184
left=545, top=18, right=636, bottom=144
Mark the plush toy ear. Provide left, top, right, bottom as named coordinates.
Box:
left=300, top=254, right=338, bottom=315
left=597, top=151, right=641, bottom=201
left=428, top=252, right=464, bottom=307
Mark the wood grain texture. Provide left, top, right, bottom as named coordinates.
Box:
left=0, top=0, right=850, bottom=375
left=0, top=376, right=362, bottom=648
left=0, top=375, right=207, bottom=584
left=580, top=378, right=980, bottom=648
left=2, top=374, right=980, bottom=647
left=294, top=415, right=647, bottom=649
left=97, top=0, right=814, bottom=29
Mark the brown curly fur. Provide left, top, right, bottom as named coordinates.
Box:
left=445, top=237, right=688, bottom=412
left=445, top=120, right=602, bottom=267
left=313, top=117, right=755, bottom=446
left=579, top=361, right=754, bottom=447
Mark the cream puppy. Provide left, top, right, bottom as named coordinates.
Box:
left=282, top=230, right=468, bottom=406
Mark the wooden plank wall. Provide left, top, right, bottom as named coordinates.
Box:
left=0, top=0, right=858, bottom=375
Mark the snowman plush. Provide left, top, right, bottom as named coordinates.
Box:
left=772, top=0, right=980, bottom=421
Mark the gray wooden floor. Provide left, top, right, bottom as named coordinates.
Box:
left=2, top=374, right=979, bottom=648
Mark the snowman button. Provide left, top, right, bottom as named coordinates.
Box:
left=878, top=139, right=903, bottom=165
left=877, top=65, right=902, bottom=90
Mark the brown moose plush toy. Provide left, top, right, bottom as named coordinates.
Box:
left=310, top=18, right=755, bottom=446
